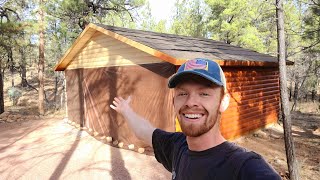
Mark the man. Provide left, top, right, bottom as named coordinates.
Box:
left=110, top=58, right=281, bottom=180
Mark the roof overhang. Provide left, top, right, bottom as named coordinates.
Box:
left=54, top=23, right=294, bottom=71
left=54, top=23, right=182, bottom=71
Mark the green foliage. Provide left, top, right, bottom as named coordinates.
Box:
left=170, top=0, right=208, bottom=38
left=303, top=0, right=320, bottom=51
left=205, top=0, right=276, bottom=53
left=46, top=0, right=145, bottom=30
left=8, top=87, right=22, bottom=105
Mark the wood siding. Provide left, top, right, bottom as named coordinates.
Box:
left=221, top=67, right=279, bottom=139
left=65, top=63, right=176, bottom=150
left=67, top=32, right=165, bottom=69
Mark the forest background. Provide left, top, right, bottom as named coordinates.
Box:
left=0, top=0, right=319, bottom=114
left=0, top=0, right=319, bottom=179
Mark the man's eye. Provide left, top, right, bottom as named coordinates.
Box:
left=200, top=93, right=209, bottom=96
left=178, top=93, right=187, bottom=96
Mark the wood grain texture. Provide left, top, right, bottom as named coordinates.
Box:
left=67, top=32, right=165, bottom=69
left=220, top=67, right=280, bottom=139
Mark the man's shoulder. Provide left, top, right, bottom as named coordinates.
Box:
left=238, top=158, right=282, bottom=180
left=223, top=142, right=281, bottom=180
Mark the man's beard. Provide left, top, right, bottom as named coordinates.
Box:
left=179, top=107, right=220, bottom=137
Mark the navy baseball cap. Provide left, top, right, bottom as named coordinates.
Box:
left=168, top=58, right=227, bottom=91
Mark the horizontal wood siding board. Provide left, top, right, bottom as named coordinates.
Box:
left=67, top=30, right=165, bottom=69
left=223, top=66, right=278, bottom=72
left=92, top=24, right=180, bottom=65
left=223, top=68, right=279, bottom=78
left=222, top=114, right=278, bottom=139
left=228, top=82, right=279, bottom=91
left=229, top=85, right=279, bottom=95
left=222, top=117, right=278, bottom=137
left=229, top=90, right=279, bottom=102
left=77, top=42, right=137, bottom=54
left=83, top=38, right=136, bottom=50
left=226, top=78, right=279, bottom=87
left=221, top=110, right=278, bottom=132
left=219, top=67, right=280, bottom=137
left=228, top=98, right=279, bottom=111
left=223, top=104, right=279, bottom=122
left=228, top=94, right=279, bottom=108
left=55, top=28, right=97, bottom=71
left=223, top=103, right=279, bottom=120
left=72, top=51, right=158, bottom=63
left=226, top=73, right=279, bottom=80
left=67, top=57, right=162, bottom=69
left=76, top=44, right=142, bottom=56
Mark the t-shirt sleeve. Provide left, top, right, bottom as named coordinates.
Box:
left=238, top=158, right=282, bottom=180
left=152, top=129, right=182, bottom=172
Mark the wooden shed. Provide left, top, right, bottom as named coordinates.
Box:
left=55, top=23, right=289, bottom=151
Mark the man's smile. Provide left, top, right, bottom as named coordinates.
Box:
left=181, top=112, right=206, bottom=122
left=183, top=113, right=203, bottom=119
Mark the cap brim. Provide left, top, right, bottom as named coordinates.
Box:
left=168, top=70, right=224, bottom=88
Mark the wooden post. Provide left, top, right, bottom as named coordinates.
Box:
left=276, top=0, right=300, bottom=179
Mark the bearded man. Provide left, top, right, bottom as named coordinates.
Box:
left=110, top=58, right=281, bottom=180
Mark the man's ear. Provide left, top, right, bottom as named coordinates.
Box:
left=219, top=93, right=230, bottom=113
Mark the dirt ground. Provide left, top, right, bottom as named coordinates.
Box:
left=235, top=109, right=320, bottom=180
left=0, top=115, right=171, bottom=180
left=1, top=76, right=319, bottom=179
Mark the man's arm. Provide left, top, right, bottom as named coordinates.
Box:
left=110, top=96, right=156, bottom=146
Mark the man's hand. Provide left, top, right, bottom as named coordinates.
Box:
left=109, top=95, right=155, bottom=146
left=110, top=96, right=132, bottom=114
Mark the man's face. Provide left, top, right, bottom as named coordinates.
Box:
left=173, top=80, right=223, bottom=137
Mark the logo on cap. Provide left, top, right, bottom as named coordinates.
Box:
left=184, top=59, right=208, bottom=71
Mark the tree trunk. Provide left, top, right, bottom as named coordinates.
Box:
left=289, top=81, right=293, bottom=101
left=19, top=47, right=27, bottom=87
left=38, top=0, right=45, bottom=115
left=291, top=79, right=299, bottom=111
left=8, top=48, right=14, bottom=87
left=311, top=90, right=316, bottom=102
left=0, top=60, right=4, bottom=114
left=276, top=0, right=300, bottom=180
left=54, top=73, right=58, bottom=109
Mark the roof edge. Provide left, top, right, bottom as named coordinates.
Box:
left=92, top=24, right=179, bottom=65
left=54, top=24, right=98, bottom=71
left=55, top=23, right=180, bottom=71
left=175, top=59, right=293, bottom=67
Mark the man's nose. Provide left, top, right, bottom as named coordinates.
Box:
left=184, top=94, right=199, bottom=107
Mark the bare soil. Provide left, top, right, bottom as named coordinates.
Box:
left=1, top=74, right=319, bottom=179
left=235, top=108, right=320, bottom=180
